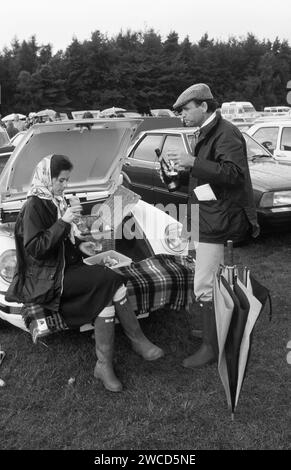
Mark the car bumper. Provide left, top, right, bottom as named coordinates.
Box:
left=257, top=207, right=291, bottom=228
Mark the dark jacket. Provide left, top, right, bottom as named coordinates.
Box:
left=184, top=112, right=259, bottom=244
left=6, top=196, right=72, bottom=310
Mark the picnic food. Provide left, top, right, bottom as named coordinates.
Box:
left=103, top=256, right=119, bottom=267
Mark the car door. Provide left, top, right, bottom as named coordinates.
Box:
left=152, top=133, right=191, bottom=220
left=123, top=133, right=164, bottom=204
left=251, top=126, right=279, bottom=156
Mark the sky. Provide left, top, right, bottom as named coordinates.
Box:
left=1, top=0, right=291, bottom=52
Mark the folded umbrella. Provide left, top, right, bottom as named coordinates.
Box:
left=214, top=240, right=266, bottom=419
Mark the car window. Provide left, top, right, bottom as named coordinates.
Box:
left=252, top=127, right=279, bottom=150
left=132, top=135, right=164, bottom=162
left=0, top=129, right=10, bottom=147
left=0, top=155, right=10, bottom=174
left=280, top=127, right=291, bottom=151
left=243, top=133, right=272, bottom=160
left=160, top=135, right=185, bottom=158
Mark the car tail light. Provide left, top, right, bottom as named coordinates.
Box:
left=0, top=249, right=17, bottom=283
left=260, top=191, right=291, bottom=208
left=259, top=192, right=274, bottom=208
left=273, top=191, right=291, bottom=206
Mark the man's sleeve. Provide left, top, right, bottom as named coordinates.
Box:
left=192, top=127, right=247, bottom=187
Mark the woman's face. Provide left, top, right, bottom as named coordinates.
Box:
left=51, top=170, right=71, bottom=196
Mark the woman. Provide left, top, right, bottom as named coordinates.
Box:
left=6, top=154, right=164, bottom=392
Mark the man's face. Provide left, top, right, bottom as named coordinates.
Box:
left=181, top=101, right=206, bottom=127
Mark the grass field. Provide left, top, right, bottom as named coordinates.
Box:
left=0, top=232, right=290, bottom=450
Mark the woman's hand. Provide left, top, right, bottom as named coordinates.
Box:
left=62, top=206, right=81, bottom=224
left=79, top=241, right=99, bottom=256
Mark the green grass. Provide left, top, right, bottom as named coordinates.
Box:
left=0, top=232, right=290, bottom=450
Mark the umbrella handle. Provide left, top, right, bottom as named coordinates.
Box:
left=227, top=240, right=234, bottom=265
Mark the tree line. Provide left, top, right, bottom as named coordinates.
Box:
left=0, top=30, right=291, bottom=115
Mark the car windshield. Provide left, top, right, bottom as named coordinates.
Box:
left=243, top=133, right=273, bottom=161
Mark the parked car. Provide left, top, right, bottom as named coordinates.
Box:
left=247, top=120, right=291, bottom=164
left=0, top=127, right=14, bottom=175
left=263, top=106, right=291, bottom=115
left=122, top=127, right=291, bottom=231
left=221, top=101, right=258, bottom=122
left=151, top=109, right=176, bottom=118
left=0, top=119, right=189, bottom=330
left=10, top=130, right=27, bottom=147
left=71, top=110, right=100, bottom=119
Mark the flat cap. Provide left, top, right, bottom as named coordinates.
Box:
left=173, top=83, right=214, bottom=109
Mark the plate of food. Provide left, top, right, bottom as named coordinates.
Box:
left=83, top=250, right=132, bottom=269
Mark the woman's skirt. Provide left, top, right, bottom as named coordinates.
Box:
left=60, top=263, right=125, bottom=327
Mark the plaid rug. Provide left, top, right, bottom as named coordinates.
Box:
left=116, top=254, right=195, bottom=315
left=21, top=303, right=68, bottom=344
left=21, top=254, right=195, bottom=343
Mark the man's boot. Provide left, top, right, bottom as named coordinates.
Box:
left=114, top=296, right=164, bottom=361
left=182, top=301, right=218, bottom=369
left=94, top=314, right=123, bottom=392
left=186, top=302, right=203, bottom=338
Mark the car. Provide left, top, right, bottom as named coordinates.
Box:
left=10, top=130, right=27, bottom=147
left=247, top=120, right=291, bottom=163
left=221, top=101, right=258, bottom=122
left=0, top=118, right=189, bottom=331
left=0, top=126, right=14, bottom=175
left=263, top=106, right=291, bottom=115
left=71, top=110, right=100, bottom=119
left=122, top=127, right=291, bottom=231
left=151, top=109, right=176, bottom=118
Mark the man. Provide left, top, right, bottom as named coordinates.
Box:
left=168, top=83, right=259, bottom=369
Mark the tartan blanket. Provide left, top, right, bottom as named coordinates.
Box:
left=21, top=303, right=68, bottom=344
left=21, top=254, right=195, bottom=343
left=116, top=254, right=195, bottom=315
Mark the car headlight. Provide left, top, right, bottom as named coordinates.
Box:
left=164, top=224, right=188, bottom=253
left=260, top=191, right=291, bottom=207
left=0, top=249, right=17, bottom=283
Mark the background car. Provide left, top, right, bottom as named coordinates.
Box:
left=0, top=126, right=14, bottom=175
left=151, top=109, right=176, bottom=118
left=10, top=130, right=27, bottom=147
left=122, top=128, right=291, bottom=232
left=0, top=118, right=189, bottom=330
left=247, top=120, right=291, bottom=164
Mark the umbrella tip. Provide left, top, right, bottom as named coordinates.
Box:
left=231, top=413, right=235, bottom=421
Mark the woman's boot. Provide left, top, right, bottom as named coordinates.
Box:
left=182, top=301, right=218, bottom=369
left=94, top=310, right=123, bottom=392
left=114, top=296, right=164, bottom=361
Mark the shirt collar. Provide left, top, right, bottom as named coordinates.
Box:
left=200, top=111, right=216, bottom=129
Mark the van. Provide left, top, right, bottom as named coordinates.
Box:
left=263, top=106, right=291, bottom=115
left=221, top=101, right=257, bottom=122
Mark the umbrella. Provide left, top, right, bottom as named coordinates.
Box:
left=100, top=107, right=126, bottom=117
left=214, top=240, right=266, bottom=419
left=2, top=113, right=26, bottom=122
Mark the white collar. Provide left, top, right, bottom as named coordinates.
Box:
left=200, top=111, right=216, bottom=129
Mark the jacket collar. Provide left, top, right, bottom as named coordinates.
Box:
left=198, top=110, right=222, bottom=141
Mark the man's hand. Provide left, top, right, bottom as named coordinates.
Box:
left=165, top=150, right=194, bottom=170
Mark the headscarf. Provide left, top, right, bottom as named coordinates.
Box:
left=27, top=154, right=77, bottom=243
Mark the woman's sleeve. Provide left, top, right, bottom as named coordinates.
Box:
left=23, top=199, right=71, bottom=259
